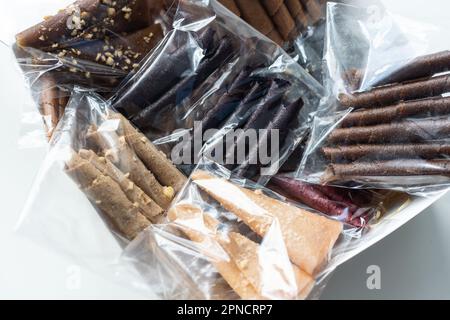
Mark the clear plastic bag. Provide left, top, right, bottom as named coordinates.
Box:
left=5, top=0, right=175, bottom=140
left=297, top=1, right=450, bottom=192
left=110, top=0, right=325, bottom=182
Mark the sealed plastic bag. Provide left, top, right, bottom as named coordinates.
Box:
left=17, top=89, right=187, bottom=271
left=297, top=1, right=450, bottom=192
left=111, top=0, right=324, bottom=182
left=7, top=0, right=176, bottom=139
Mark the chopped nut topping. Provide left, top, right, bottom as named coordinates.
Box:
left=106, top=56, right=115, bottom=65
left=163, top=186, right=175, bottom=199
left=38, top=35, right=46, bottom=41
left=85, top=72, right=91, bottom=78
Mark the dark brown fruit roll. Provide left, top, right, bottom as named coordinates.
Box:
left=323, top=144, right=450, bottom=163
left=78, top=149, right=164, bottom=220
left=271, top=4, right=297, bottom=41
left=16, top=0, right=153, bottom=50
left=261, top=0, right=284, bottom=16
left=132, top=36, right=235, bottom=130
left=328, top=119, right=450, bottom=145
left=65, top=152, right=150, bottom=240
left=285, top=0, right=308, bottom=31
left=373, top=51, right=450, bottom=86
left=340, top=96, right=450, bottom=127
left=323, top=159, right=450, bottom=183
left=339, top=74, right=450, bottom=109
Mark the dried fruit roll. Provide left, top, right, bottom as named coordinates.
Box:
left=323, top=159, right=450, bottom=182
left=373, top=51, right=450, bottom=86
left=220, top=232, right=314, bottom=299
left=201, top=68, right=254, bottom=132
left=341, top=97, right=450, bottom=127
left=262, top=0, right=284, bottom=15
left=234, top=0, right=275, bottom=36
left=65, top=152, right=150, bottom=240
left=219, top=0, right=241, bottom=16
left=38, top=76, right=60, bottom=139
left=78, top=149, right=163, bottom=220
left=191, top=170, right=343, bottom=275
left=323, top=144, right=450, bottom=163
left=87, top=128, right=174, bottom=209
left=340, top=74, right=450, bottom=109
left=115, top=29, right=216, bottom=117
left=67, top=24, right=164, bottom=72
left=109, top=113, right=187, bottom=193
left=270, top=176, right=352, bottom=217
left=16, top=0, right=151, bottom=50
left=132, top=36, right=235, bottom=129
left=300, top=0, right=322, bottom=25
left=236, top=97, right=303, bottom=177
left=328, top=119, right=450, bottom=145
left=270, top=4, right=297, bottom=41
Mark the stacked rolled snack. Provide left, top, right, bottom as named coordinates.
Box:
left=65, top=112, right=187, bottom=240
left=15, top=0, right=171, bottom=137
left=218, top=0, right=325, bottom=45
left=168, top=170, right=343, bottom=299
left=323, top=51, right=450, bottom=182
left=113, top=25, right=305, bottom=179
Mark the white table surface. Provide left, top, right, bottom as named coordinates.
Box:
left=1, top=0, right=450, bottom=299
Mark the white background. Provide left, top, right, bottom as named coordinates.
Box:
left=1, top=0, right=450, bottom=299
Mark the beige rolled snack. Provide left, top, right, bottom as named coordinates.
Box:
left=109, top=113, right=187, bottom=193
left=79, top=149, right=163, bottom=220
left=65, top=152, right=150, bottom=240
left=191, top=170, right=343, bottom=275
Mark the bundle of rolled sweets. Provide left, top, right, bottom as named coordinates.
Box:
left=113, top=24, right=305, bottom=179
left=65, top=112, right=186, bottom=240
left=15, top=0, right=173, bottom=137
left=322, top=50, right=450, bottom=182
left=167, top=170, right=343, bottom=299
left=218, top=0, right=325, bottom=45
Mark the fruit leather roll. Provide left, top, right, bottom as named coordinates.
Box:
left=16, top=0, right=156, bottom=50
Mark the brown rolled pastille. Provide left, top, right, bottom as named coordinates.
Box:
left=323, top=144, right=450, bottom=163
left=218, top=0, right=241, bottom=16
left=108, top=113, right=187, bottom=193
left=38, top=76, right=60, bottom=139
left=300, top=0, right=323, bottom=25
left=339, top=74, right=450, bottom=109
left=234, top=0, right=275, bottom=36
left=79, top=149, right=164, bottom=220
left=341, top=96, right=450, bottom=127
left=328, top=119, right=450, bottom=145
left=373, top=51, right=450, bottom=87
left=63, top=24, right=164, bottom=72
left=16, top=0, right=152, bottom=50
left=65, top=152, right=150, bottom=240
left=87, top=127, right=174, bottom=209
left=322, top=159, right=450, bottom=183
left=285, top=0, right=309, bottom=31
left=267, top=29, right=285, bottom=46
left=271, top=4, right=297, bottom=41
